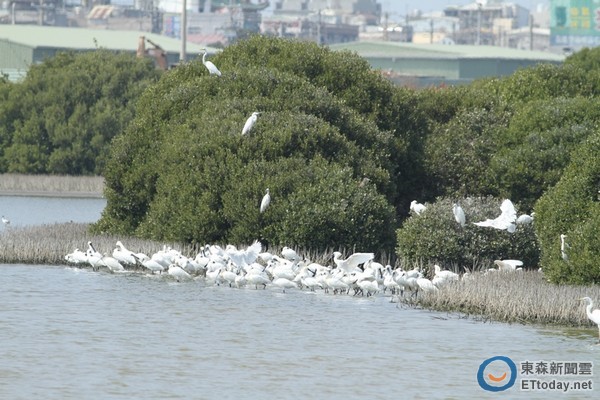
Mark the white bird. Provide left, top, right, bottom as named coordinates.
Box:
left=260, top=188, right=271, bottom=213
left=113, top=243, right=137, bottom=265
left=473, top=199, right=517, bottom=232
left=281, top=246, right=299, bottom=261
left=332, top=251, right=374, bottom=274
left=201, top=49, right=221, bottom=76
left=410, top=200, right=426, bottom=215
left=142, top=259, right=165, bottom=274
left=494, top=259, right=524, bottom=272
left=356, top=278, right=379, bottom=297
left=560, top=234, right=569, bottom=261
left=100, top=254, right=125, bottom=273
left=579, top=297, right=600, bottom=342
left=433, top=264, right=459, bottom=286
left=168, top=264, right=192, bottom=282
left=516, top=213, right=534, bottom=225
left=242, top=112, right=260, bottom=135
left=1, top=215, right=10, bottom=226
left=453, top=203, right=465, bottom=227
left=65, top=248, right=88, bottom=265
left=272, top=277, right=297, bottom=293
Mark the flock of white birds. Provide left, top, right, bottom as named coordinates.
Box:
left=63, top=235, right=525, bottom=299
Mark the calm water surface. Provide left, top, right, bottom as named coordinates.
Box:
left=0, top=195, right=106, bottom=227
left=0, top=264, right=598, bottom=400
left=0, top=196, right=598, bottom=399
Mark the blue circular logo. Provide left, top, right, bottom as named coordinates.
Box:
left=477, top=355, right=517, bottom=392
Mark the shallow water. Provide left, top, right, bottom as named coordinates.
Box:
left=0, top=264, right=597, bottom=400
left=0, top=195, right=106, bottom=227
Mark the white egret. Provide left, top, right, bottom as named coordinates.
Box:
left=332, top=251, right=374, bottom=274
left=494, top=259, right=523, bottom=272
left=201, top=49, right=221, bottom=76
left=560, top=234, right=569, bottom=261
left=410, top=200, right=426, bottom=215
left=453, top=203, right=466, bottom=227
left=579, top=297, right=600, bottom=342
left=516, top=212, right=534, bottom=225
left=242, top=112, right=260, bottom=135
left=260, top=188, right=271, bottom=213
left=473, top=199, right=517, bottom=232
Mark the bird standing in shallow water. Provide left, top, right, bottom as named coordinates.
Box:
left=260, top=188, right=270, bottom=213
left=579, top=297, right=600, bottom=343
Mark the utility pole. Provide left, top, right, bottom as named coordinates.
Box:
left=383, top=12, right=388, bottom=41
left=317, top=9, right=322, bottom=45
left=180, top=0, right=187, bottom=62
left=476, top=2, right=482, bottom=45
left=430, top=18, right=434, bottom=43
left=529, top=14, right=534, bottom=51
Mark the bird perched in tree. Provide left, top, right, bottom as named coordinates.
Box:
left=560, top=234, right=569, bottom=261
left=579, top=297, right=600, bottom=343
left=410, top=200, right=426, bottom=215
left=260, top=188, right=271, bottom=213
left=473, top=199, right=516, bottom=233
left=453, top=203, right=465, bottom=227
left=242, top=112, right=260, bottom=135
left=200, top=49, right=221, bottom=76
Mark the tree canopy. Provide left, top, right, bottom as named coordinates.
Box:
left=0, top=50, right=161, bottom=174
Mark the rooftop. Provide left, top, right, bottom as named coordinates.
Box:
left=329, top=41, right=565, bottom=62
left=0, top=24, right=218, bottom=54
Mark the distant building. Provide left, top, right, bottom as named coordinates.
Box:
left=263, top=0, right=380, bottom=44
left=443, top=1, right=530, bottom=46
left=550, top=0, right=600, bottom=51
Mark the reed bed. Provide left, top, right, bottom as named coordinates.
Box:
left=0, top=174, right=104, bottom=196
left=411, top=271, right=600, bottom=327
left=2, top=223, right=598, bottom=328
left=0, top=223, right=196, bottom=267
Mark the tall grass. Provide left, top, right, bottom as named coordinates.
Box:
left=0, top=174, right=104, bottom=196
left=1, top=223, right=598, bottom=328
left=411, top=271, right=600, bottom=327
left=0, top=223, right=196, bottom=266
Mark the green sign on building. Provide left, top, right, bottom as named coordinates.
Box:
left=551, top=0, right=600, bottom=46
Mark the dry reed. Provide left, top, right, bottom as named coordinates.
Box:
left=2, top=223, right=598, bottom=328
left=411, top=271, right=600, bottom=327
left=0, top=223, right=196, bottom=267
left=0, top=174, right=104, bottom=197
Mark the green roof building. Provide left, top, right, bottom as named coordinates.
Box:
left=330, top=41, right=566, bottom=86
left=0, top=25, right=218, bottom=80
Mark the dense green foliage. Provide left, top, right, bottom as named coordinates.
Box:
left=396, top=196, right=539, bottom=270
left=94, top=40, right=400, bottom=251
left=534, top=131, right=600, bottom=284
left=3, top=36, right=600, bottom=283
left=0, top=50, right=161, bottom=174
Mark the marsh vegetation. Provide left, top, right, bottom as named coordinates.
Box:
left=0, top=174, right=103, bottom=197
